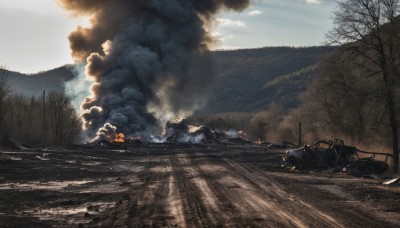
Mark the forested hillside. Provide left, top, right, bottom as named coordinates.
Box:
left=204, top=46, right=335, bottom=113
left=0, top=46, right=336, bottom=113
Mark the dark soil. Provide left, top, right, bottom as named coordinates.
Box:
left=0, top=144, right=399, bottom=227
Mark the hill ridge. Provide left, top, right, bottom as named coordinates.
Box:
left=1, top=46, right=336, bottom=113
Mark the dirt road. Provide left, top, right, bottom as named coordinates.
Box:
left=0, top=144, right=399, bottom=227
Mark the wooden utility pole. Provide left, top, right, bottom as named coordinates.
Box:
left=42, top=90, right=46, bottom=148
left=298, top=122, right=302, bottom=146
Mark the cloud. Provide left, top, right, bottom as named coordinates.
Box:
left=211, top=32, right=234, bottom=42
left=248, top=10, right=262, bottom=16
left=217, top=18, right=246, bottom=27
left=305, top=0, right=321, bottom=4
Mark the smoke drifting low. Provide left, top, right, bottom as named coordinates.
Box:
left=58, top=0, right=250, bottom=141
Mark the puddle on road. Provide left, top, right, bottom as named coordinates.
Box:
left=26, top=206, right=87, bottom=216
left=65, top=160, right=77, bottom=164
left=23, top=202, right=115, bottom=223
left=0, top=155, right=22, bottom=161
left=80, top=161, right=103, bottom=166
left=0, top=180, right=94, bottom=191
left=110, top=150, right=126, bottom=153
left=1, top=152, right=37, bottom=155
left=35, top=155, right=50, bottom=161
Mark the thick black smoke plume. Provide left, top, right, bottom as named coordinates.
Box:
left=58, top=0, right=250, bottom=141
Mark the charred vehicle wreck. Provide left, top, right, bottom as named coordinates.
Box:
left=283, top=139, right=392, bottom=177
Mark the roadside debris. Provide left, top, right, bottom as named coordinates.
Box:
left=383, top=177, right=400, bottom=186
left=283, top=139, right=392, bottom=177
left=35, top=154, right=50, bottom=161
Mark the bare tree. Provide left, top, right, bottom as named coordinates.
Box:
left=47, top=91, right=81, bottom=145
left=249, top=103, right=283, bottom=143
left=327, top=0, right=400, bottom=172
left=0, top=77, right=11, bottom=140
left=249, top=112, right=267, bottom=143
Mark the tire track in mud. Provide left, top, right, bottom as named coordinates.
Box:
left=181, top=152, right=347, bottom=227
left=99, top=157, right=174, bottom=227
left=129, top=160, right=170, bottom=226
left=105, top=153, right=223, bottom=227
left=223, top=157, right=398, bottom=227
left=168, top=152, right=302, bottom=227
left=186, top=153, right=270, bottom=226
left=189, top=153, right=310, bottom=227
left=100, top=153, right=344, bottom=227
left=169, top=155, right=214, bottom=227
left=96, top=150, right=398, bottom=227
left=222, top=158, right=344, bottom=227
left=166, top=172, right=186, bottom=227
left=4, top=147, right=399, bottom=227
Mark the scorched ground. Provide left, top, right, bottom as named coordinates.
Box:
left=0, top=144, right=399, bottom=227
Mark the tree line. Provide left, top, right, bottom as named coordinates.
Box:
left=0, top=77, right=81, bottom=147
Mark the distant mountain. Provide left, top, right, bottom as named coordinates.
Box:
left=0, top=66, right=74, bottom=97
left=0, top=46, right=336, bottom=113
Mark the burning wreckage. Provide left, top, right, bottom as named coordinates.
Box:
left=90, top=119, right=252, bottom=147
left=162, top=119, right=252, bottom=144
left=163, top=119, right=218, bottom=144
left=283, top=139, right=392, bottom=177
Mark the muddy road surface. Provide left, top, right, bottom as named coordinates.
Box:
left=0, top=144, right=399, bottom=227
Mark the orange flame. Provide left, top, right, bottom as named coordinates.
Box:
left=238, top=130, right=247, bottom=139
left=115, top=133, right=125, bottom=143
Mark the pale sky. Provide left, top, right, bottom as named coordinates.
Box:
left=0, top=0, right=336, bottom=73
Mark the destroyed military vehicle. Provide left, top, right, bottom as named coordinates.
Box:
left=283, top=139, right=391, bottom=177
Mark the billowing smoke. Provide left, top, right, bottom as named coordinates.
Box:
left=58, top=0, right=250, bottom=141
left=64, top=64, right=91, bottom=110
left=94, top=123, right=117, bottom=142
